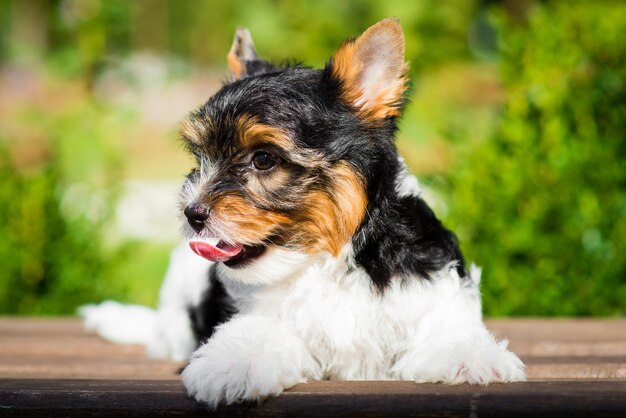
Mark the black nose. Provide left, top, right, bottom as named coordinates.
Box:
left=184, top=203, right=210, bottom=233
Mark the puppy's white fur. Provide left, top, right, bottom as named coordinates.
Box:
left=180, top=240, right=524, bottom=407
left=82, top=170, right=525, bottom=408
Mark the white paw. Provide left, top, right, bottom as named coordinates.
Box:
left=79, top=301, right=157, bottom=345
left=442, top=338, right=526, bottom=384
left=181, top=317, right=317, bottom=407
left=182, top=343, right=287, bottom=407
left=394, top=334, right=526, bottom=384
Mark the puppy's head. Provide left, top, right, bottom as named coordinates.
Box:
left=180, top=19, right=408, bottom=281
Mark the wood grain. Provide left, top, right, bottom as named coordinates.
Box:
left=1, top=318, right=625, bottom=416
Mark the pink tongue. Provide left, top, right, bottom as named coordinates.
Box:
left=189, top=240, right=244, bottom=263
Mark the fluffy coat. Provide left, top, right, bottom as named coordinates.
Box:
left=82, top=19, right=525, bottom=408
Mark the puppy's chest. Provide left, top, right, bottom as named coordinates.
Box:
left=230, top=266, right=426, bottom=377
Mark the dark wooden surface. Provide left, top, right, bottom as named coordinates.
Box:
left=1, top=318, right=626, bottom=417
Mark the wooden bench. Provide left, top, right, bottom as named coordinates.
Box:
left=1, top=318, right=625, bottom=416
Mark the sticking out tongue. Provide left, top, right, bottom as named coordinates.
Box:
left=189, top=240, right=244, bottom=263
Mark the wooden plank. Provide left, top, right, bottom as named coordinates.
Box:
left=3, top=318, right=626, bottom=380
left=0, top=318, right=86, bottom=335
left=1, top=318, right=626, bottom=416
left=1, top=379, right=625, bottom=417
left=5, top=356, right=626, bottom=380
left=0, top=317, right=182, bottom=380
left=486, top=318, right=626, bottom=342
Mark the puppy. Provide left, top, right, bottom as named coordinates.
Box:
left=82, top=18, right=525, bottom=408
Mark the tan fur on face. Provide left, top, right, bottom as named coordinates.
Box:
left=236, top=115, right=294, bottom=150
left=209, top=162, right=366, bottom=256
left=211, top=194, right=290, bottom=246
left=295, top=162, right=367, bottom=256
left=244, top=168, right=294, bottom=208
left=234, top=116, right=367, bottom=255
left=182, top=112, right=367, bottom=256
left=331, top=19, right=409, bottom=120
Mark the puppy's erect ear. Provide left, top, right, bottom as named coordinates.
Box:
left=228, top=27, right=275, bottom=81
left=327, top=18, right=408, bottom=119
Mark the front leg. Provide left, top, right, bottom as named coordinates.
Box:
left=182, top=315, right=320, bottom=408
left=391, top=267, right=525, bottom=384
left=392, top=322, right=526, bottom=384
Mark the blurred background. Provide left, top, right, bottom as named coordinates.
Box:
left=0, top=0, right=624, bottom=316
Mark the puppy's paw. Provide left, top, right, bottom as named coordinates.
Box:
left=79, top=301, right=157, bottom=345
left=395, top=334, right=526, bottom=384
left=181, top=318, right=316, bottom=407
left=443, top=338, right=526, bottom=384
left=182, top=341, right=307, bottom=407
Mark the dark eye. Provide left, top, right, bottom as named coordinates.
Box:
left=252, top=151, right=277, bottom=170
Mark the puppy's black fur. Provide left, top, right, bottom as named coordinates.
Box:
left=189, top=265, right=238, bottom=345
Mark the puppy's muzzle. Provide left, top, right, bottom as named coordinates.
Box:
left=185, top=203, right=210, bottom=233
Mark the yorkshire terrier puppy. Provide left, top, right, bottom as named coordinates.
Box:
left=82, top=18, right=525, bottom=408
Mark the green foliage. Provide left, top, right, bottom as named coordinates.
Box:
left=184, top=0, right=478, bottom=69
left=443, top=2, right=626, bottom=316
left=2, top=1, right=625, bottom=317
left=2, top=0, right=478, bottom=74
left=0, top=0, right=483, bottom=315
left=0, top=102, right=131, bottom=314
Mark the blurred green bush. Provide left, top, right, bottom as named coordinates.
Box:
left=1, top=0, right=478, bottom=77
left=443, top=2, right=626, bottom=315
left=0, top=101, right=130, bottom=314
left=0, top=0, right=482, bottom=315
left=1, top=0, right=625, bottom=316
